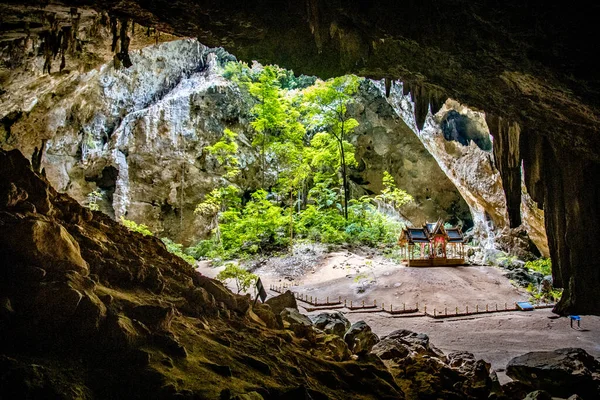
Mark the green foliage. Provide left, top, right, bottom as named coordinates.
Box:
left=219, top=189, right=290, bottom=257
left=161, top=237, right=196, bottom=265
left=221, top=61, right=315, bottom=90
left=187, top=62, right=416, bottom=262
left=185, top=239, right=223, bottom=261
left=524, top=258, right=552, bottom=276
left=303, top=75, right=362, bottom=219
left=294, top=196, right=404, bottom=246
left=524, top=258, right=559, bottom=303
left=526, top=283, right=562, bottom=303
left=205, top=128, right=240, bottom=180
left=221, top=61, right=258, bottom=83
left=195, top=185, right=240, bottom=217
left=216, top=262, right=258, bottom=294
left=375, top=171, right=414, bottom=211
left=86, top=189, right=102, bottom=211
left=120, top=216, right=153, bottom=236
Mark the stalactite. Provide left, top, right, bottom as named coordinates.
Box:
left=413, top=84, right=429, bottom=131
left=487, top=114, right=521, bottom=228
left=118, top=18, right=132, bottom=68
left=110, top=15, right=119, bottom=53
left=429, top=89, right=445, bottom=115
left=31, top=140, right=47, bottom=173
left=384, top=78, right=392, bottom=97
left=306, top=0, right=322, bottom=54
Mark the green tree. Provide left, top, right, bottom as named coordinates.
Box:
left=216, top=262, right=258, bottom=294
left=375, top=171, right=414, bottom=214
left=303, top=75, right=361, bottom=219
left=248, top=66, right=287, bottom=188
left=195, top=128, right=242, bottom=244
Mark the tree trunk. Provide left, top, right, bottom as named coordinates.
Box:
left=339, top=138, right=349, bottom=220
left=261, top=134, right=266, bottom=188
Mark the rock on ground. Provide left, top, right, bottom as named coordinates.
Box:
left=506, top=347, right=600, bottom=398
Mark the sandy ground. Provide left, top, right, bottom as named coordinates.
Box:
left=243, top=248, right=530, bottom=312
left=196, top=248, right=600, bottom=383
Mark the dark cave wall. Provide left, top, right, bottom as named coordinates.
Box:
left=522, top=132, right=600, bottom=315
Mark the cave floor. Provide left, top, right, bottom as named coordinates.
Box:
left=199, top=247, right=531, bottom=311
left=341, top=308, right=600, bottom=384
left=197, top=247, right=600, bottom=384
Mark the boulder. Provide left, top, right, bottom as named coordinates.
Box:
left=343, top=321, right=379, bottom=355
left=265, top=290, right=297, bottom=315
left=446, top=351, right=492, bottom=397
left=370, top=338, right=409, bottom=360
left=501, top=381, right=533, bottom=400
left=322, top=334, right=351, bottom=361
left=252, top=303, right=282, bottom=329
left=503, top=268, right=543, bottom=287
left=280, top=307, right=313, bottom=337
left=310, top=311, right=351, bottom=338
left=0, top=218, right=88, bottom=274
left=506, top=348, right=600, bottom=398
left=380, top=329, right=444, bottom=359
left=194, top=275, right=238, bottom=312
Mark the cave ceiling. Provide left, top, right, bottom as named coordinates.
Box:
left=3, top=0, right=597, bottom=160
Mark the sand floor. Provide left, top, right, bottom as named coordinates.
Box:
left=196, top=249, right=600, bottom=383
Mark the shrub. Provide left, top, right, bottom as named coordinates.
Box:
left=120, top=216, right=153, bottom=236
left=524, top=258, right=552, bottom=275
left=219, top=189, right=290, bottom=257
left=161, top=237, right=196, bottom=266
left=216, top=262, right=258, bottom=294
left=86, top=189, right=103, bottom=211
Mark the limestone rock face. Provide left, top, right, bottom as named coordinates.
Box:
left=3, top=37, right=248, bottom=245
left=2, top=37, right=471, bottom=246
left=347, top=80, right=471, bottom=226
left=380, top=81, right=549, bottom=259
